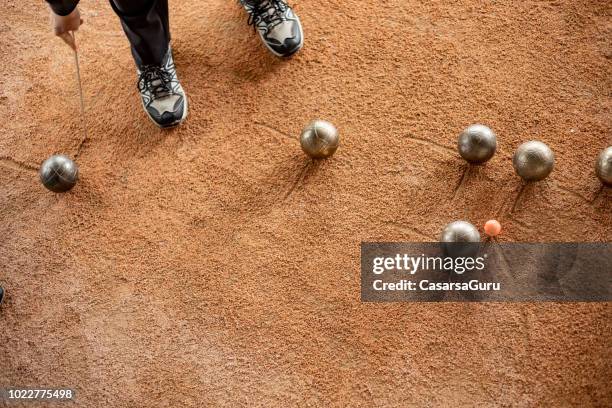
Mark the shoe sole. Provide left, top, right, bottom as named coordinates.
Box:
left=142, top=89, right=189, bottom=129
left=259, top=16, right=304, bottom=58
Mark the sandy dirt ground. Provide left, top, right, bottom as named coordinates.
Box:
left=1, top=0, right=611, bottom=406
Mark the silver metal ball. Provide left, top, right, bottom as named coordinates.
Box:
left=300, top=120, right=339, bottom=159
left=440, top=221, right=481, bottom=243
left=457, top=124, right=497, bottom=164
left=595, top=146, right=612, bottom=187
left=39, top=154, right=79, bottom=193
left=513, top=141, right=554, bottom=182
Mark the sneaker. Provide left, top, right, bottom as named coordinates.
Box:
left=240, top=0, right=303, bottom=57
left=137, top=47, right=188, bottom=128
left=0, top=286, right=4, bottom=306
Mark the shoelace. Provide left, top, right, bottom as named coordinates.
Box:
left=247, top=0, right=288, bottom=29
left=137, top=65, right=174, bottom=99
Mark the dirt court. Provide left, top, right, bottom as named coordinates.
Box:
left=1, top=0, right=611, bottom=406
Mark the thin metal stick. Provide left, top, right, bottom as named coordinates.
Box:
left=72, top=32, right=88, bottom=157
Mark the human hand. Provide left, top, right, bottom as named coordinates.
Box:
left=50, top=6, right=83, bottom=51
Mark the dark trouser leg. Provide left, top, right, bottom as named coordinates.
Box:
left=109, top=0, right=170, bottom=67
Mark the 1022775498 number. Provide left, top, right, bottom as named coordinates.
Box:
left=2, top=388, right=75, bottom=401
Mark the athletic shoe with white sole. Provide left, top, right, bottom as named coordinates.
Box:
left=240, top=0, right=303, bottom=57
left=137, top=47, right=188, bottom=128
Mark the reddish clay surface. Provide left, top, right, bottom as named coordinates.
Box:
left=1, top=1, right=610, bottom=407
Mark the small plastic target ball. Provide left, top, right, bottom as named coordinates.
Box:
left=300, top=120, right=339, bottom=159
left=484, top=220, right=502, bottom=237
left=39, top=154, right=79, bottom=193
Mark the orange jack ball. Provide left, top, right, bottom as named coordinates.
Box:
left=484, top=220, right=502, bottom=237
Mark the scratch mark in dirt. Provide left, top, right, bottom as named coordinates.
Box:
left=404, top=134, right=456, bottom=156
left=553, top=182, right=590, bottom=203
left=452, top=166, right=470, bottom=199
left=506, top=216, right=532, bottom=230
left=255, top=122, right=297, bottom=141
left=385, top=222, right=434, bottom=241
left=284, top=161, right=311, bottom=201
left=510, top=184, right=527, bottom=214
left=590, top=185, right=605, bottom=203
left=0, top=155, right=38, bottom=172
left=495, top=191, right=512, bottom=220
left=75, top=136, right=89, bottom=159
